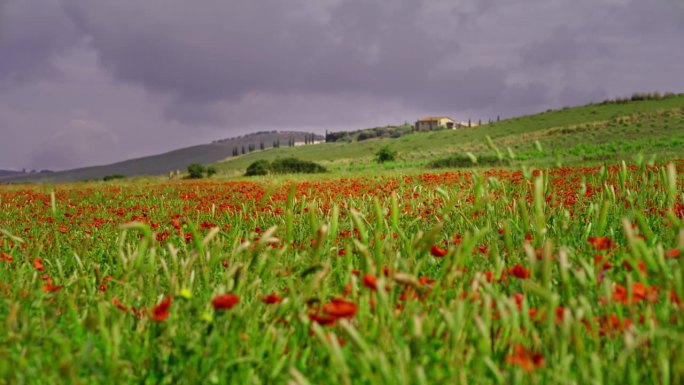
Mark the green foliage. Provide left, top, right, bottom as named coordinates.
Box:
left=187, top=163, right=206, bottom=179
left=327, top=124, right=414, bottom=143
left=102, top=174, right=126, bottom=181
left=245, top=157, right=326, bottom=176
left=245, top=160, right=270, bottom=176
left=187, top=163, right=217, bottom=178
left=375, top=146, right=397, bottom=163
left=270, top=157, right=327, bottom=174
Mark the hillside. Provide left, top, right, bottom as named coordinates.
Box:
left=0, top=131, right=322, bottom=183
left=3, top=94, right=683, bottom=183
left=214, top=94, right=684, bottom=175
left=0, top=170, right=22, bottom=177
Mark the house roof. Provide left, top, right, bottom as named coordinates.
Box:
left=416, top=116, right=454, bottom=122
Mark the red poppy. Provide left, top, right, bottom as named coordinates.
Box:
left=362, top=274, right=378, bottom=291
left=666, top=249, right=681, bottom=259
left=152, top=296, right=172, bottom=321
left=0, top=252, right=11, bottom=263
left=212, top=293, right=240, bottom=310
left=613, top=282, right=658, bottom=304
left=322, top=298, right=358, bottom=319
left=509, top=264, right=531, bottom=279
left=308, top=312, right=336, bottom=326
left=588, top=236, right=616, bottom=251
left=506, top=344, right=544, bottom=372
left=41, top=277, right=62, bottom=293
left=262, top=293, right=282, bottom=304
left=33, top=258, right=45, bottom=272
left=112, top=297, right=128, bottom=312
left=512, top=293, right=525, bottom=309
left=430, top=244, right=447, bottom=257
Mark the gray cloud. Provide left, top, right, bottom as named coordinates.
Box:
left=0, top=0, right=79, bottom=86
left=0, top=0, right=683, bottom=170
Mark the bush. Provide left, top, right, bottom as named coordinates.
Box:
left=103, top=174, right=125, bottom=181
left=245, top=160, right=270, bottom=176
left=206, top=166, right=217, bottom=177
left=270, top=157, right=327, bottom=174
left=187, top=163, right=206, bottom=179
left=375, top=146, right=397, bottom=163
left=244, top=158, right=326, bottom=176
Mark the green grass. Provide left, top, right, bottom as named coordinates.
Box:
left=2, top=157, right=684, bottom=383
left=214, top=94, right=684, bottom=174
left=2, top=95, right=684, bottom=384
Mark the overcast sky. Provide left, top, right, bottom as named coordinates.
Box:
left=1, top=0, right=683, bottom=170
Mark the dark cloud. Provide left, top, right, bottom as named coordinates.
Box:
left=0, top=0, right=683, bottom=170
left=61, top=0, right=454, bottom=105
left=0, top=0, right=79, bottom=85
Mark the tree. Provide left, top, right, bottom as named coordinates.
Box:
left=187, top=163, right=205, bottom=179
left=375, top=146, right=397, bottom=163
left=245, top=160, right=270, bottom=176
left=206, top=166, right=217, bottom=177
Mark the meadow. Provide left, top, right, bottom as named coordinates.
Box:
left=2, top=156, right=684, bottom=384
left=213, top=94, right=684, bottom=175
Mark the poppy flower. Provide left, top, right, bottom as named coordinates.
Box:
left=322, top=298, right=358, bottom=319
left=308, top=312, right=336, bottom=326
left=152, top=296, right=172, bottom=321
left=613, top=282, right=657, bottom=304
left=506, top=344, right=544, bottom=372
left=666, top=249, right=681, bottom=259
left=212, top=293, right=240, bottom=310
left=430, top=244, right=447, bottom=258
left=262, top=293, right=282, bottom=304
left=0, top=252, right=11, bottom=263
left=588, top=236, right=616, bottom=251
left=111, top=297, right=128, bottom=312
left=362, top=274, right=378, bottom=291
left=33, top=258, right=45, bottom=272
left=41, top=277, right=62, bottom=293
left=509, top=264, right=531, bottom=279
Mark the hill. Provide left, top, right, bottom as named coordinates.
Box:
left=214, top=93, right=684, bottom=175
left=0, top=170, right=22, bottom=177
left=3, top=93, right=683, bottom=182
left=0, top=131, right=322, bottom=183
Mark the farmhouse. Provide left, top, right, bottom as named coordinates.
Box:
left=414, top=116, right=456, bottom=131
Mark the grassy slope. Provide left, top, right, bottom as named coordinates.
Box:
left=0, top=131, right=321, bottom=183
left=215, top=95, right=684, bottom=175
left=0, top=170, right=22, bottom=177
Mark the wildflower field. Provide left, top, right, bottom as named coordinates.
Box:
left=2, top=160, right=684, bottom=384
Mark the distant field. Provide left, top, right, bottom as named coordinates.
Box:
left=214, top=95, right=684, bottom=175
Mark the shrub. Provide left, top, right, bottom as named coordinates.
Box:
left=244, top=158, right=326, bottom=176
left=187, top=163, right=206, bottom=179
left=103, top=174, right=125, bottom=181
left=375, top=146, right=397, bottom=163
left=206, top=166, right=217, bottom=177
left=270, top=158, right=326, bottom=174
left=245, top=160, right=270, bottom=176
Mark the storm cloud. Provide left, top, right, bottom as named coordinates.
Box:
left=1, top=0, right=683, bottom=170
